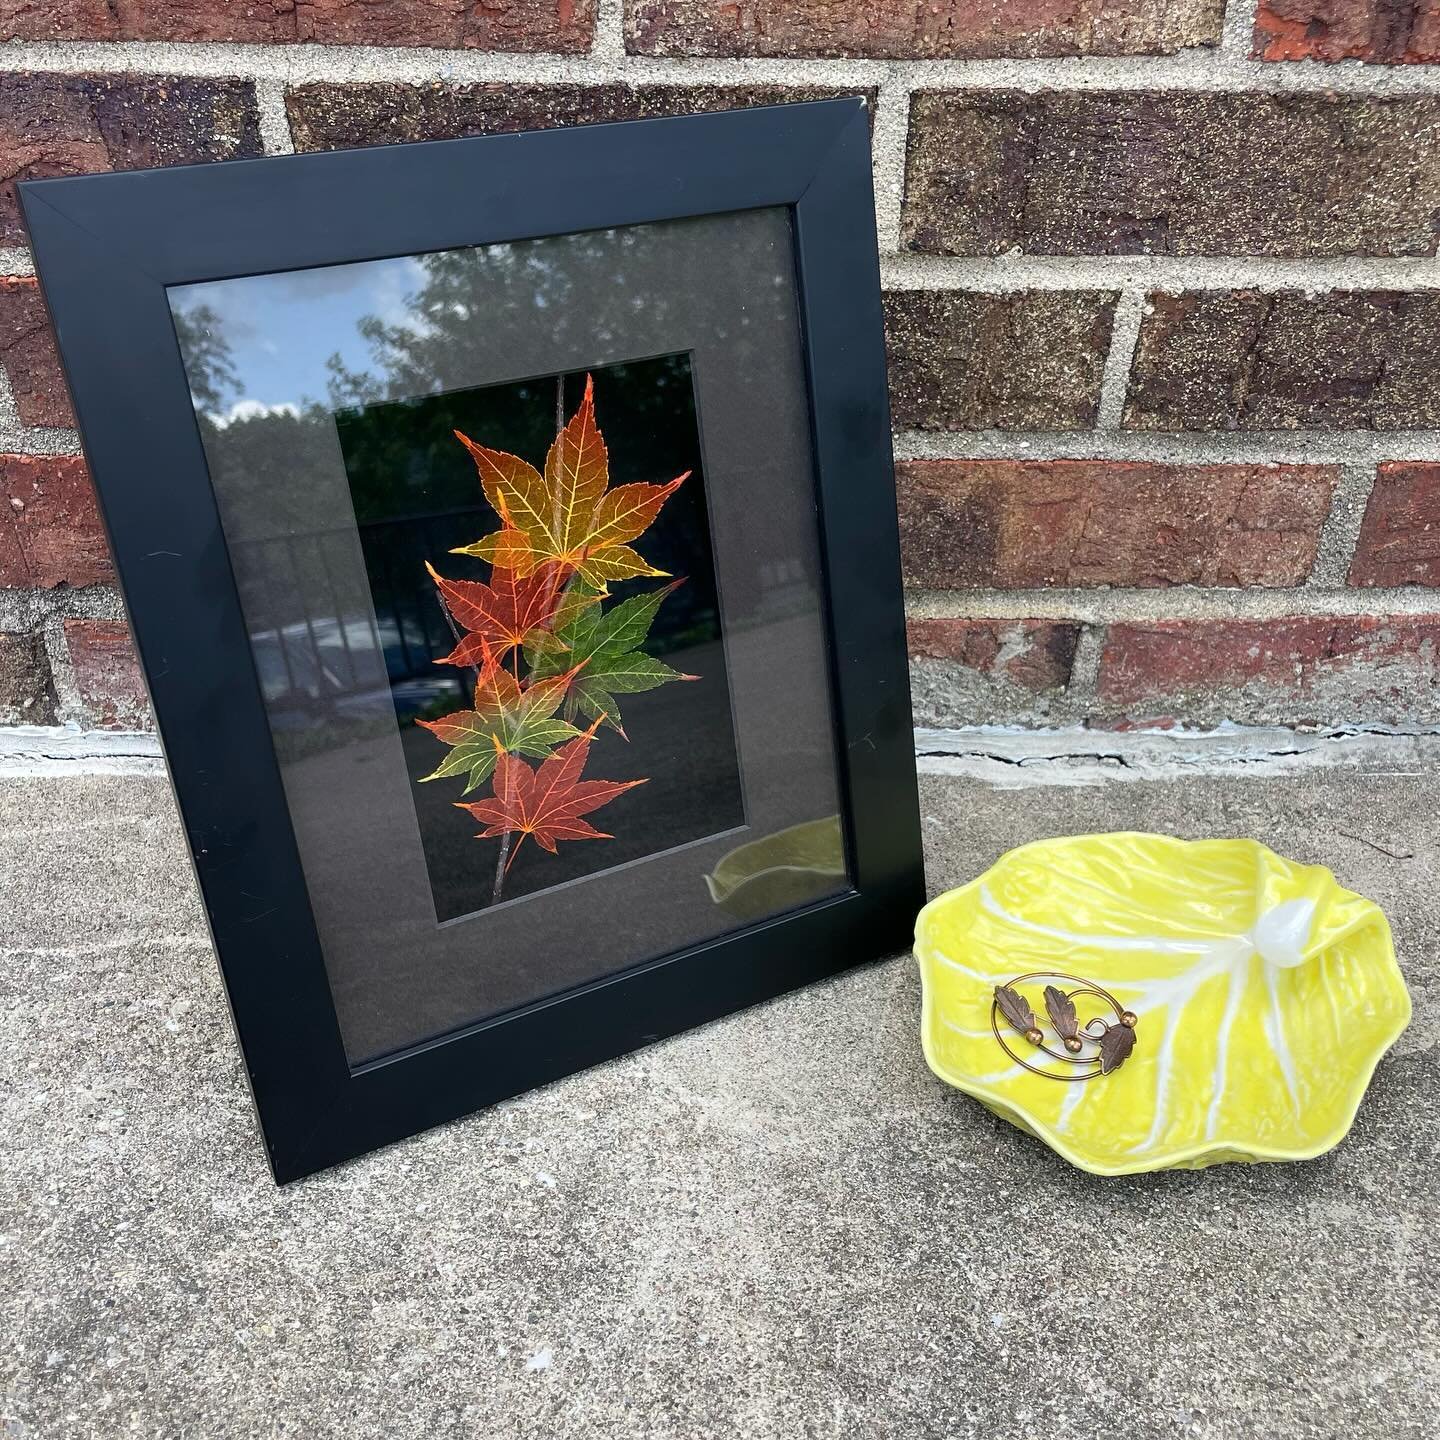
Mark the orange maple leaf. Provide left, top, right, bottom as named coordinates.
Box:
left=416, top=647, right=587, bottom=794
left=455, top=715, right=645, bottom=868
left=450, top=374, right=688, bottom=587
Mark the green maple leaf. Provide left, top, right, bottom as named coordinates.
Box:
left=527, top=579, right=696, bottom=736
left=416, top=661, right=584, bottom=794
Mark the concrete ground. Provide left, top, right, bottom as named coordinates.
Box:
left=2, top=736, right=1437, bottom=1439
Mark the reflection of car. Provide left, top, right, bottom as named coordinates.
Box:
left=249, top=613, right=460, bottom=727
left=388, top=676, right=462, bottom=723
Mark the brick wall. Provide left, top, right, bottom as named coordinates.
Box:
left=2, top=1, right=1439, bottom=734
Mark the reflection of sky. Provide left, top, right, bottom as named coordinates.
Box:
left=168, top=256, right=427, bottom=421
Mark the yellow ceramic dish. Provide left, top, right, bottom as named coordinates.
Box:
left=915, top=833, right=1411, bottom=1176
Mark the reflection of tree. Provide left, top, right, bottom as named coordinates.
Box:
left=199, top=405, right=342, bottom=539
left=173, top=304, right=242, bottom=413
left=324, top=230, right=678, bottom=409
left=180, top=215, right=787, bottom=622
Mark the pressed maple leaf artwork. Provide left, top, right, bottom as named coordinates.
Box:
left=419, top=372, right=698, bottom=902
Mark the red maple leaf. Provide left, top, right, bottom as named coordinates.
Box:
left=427, top=557, right=584, bottom=666
left=455, top=716, right=645, bottom=868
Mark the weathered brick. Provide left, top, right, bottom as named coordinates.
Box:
left=1254, top=0, right=1440, bottom=62
left=64, top=619, right=150, bottom=730
left=0, top=277, right=71, bottom=429
left=897, top=460, right=1336, bottom=589
left=0, top=630, right=54, bottom=724
left=0, top=75, right=262, bottom=247
left=908, top=618, right=1080, bottom=690
left=1124, top=290, right=1440, bottom=431
left=907, top=616, right=1083, bottom=726
left=885, top=291, right=1116, bottom=432
left=1350, top=463, right=1440, bottom=586
left=286, top=82, right=875, bottom=153
left=903, top=91, right=1440, bottom=257
left=1, top=0, right=595, bottom=50
left=1097, top=615, right=1440, bottom=725
left=0, top=454, right=110, bottom=588
left=624, top=0, right=1222, bottom=57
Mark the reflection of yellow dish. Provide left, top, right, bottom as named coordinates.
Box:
left=705, top=815, right=846, bottom=921
left=915, top=833, right=1411, bottom=1176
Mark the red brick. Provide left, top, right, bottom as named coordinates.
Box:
left=64, top=619, right=150, bottom=730
left=885, top=291, right=1117, bottom=432
left=0, top=75, right=261, bottom=247
left=1350, top=463, right=1440, bottom=586
left=0, top=630, right=54, bottom=723
left=0, top=277, right=71, bottom=429
left=1098, top=615, right=1440, bottom=725
left=903, top=91, right=1440, bottom=258
left=286, top=82, right=875, bottom=153
left=1254, top=0, right=1440, bottom=62
left=0, top=454, right=110, bottom=588
left=1, top=0, right=595, bottom=50
left=908, top=618, right=1080, bottom=692
left=897, top=460, right=1335, bottom=589
left=625, top=0, right=1222, bottom=57
left=1124, top=290, right=1440, bottom=431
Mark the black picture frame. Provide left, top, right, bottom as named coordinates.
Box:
left=21, top=98, right=924, bottom=1183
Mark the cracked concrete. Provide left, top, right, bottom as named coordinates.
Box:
left=2, top=740, right=1437, bottom=1438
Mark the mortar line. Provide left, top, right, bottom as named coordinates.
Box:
left=1219, top=0, right=1258, bottom=56
left=254, top=75, right=296, bottom=154
left=0, top=584, right=128, bottom=630
left=879, top=254, right=1440, bottom=292
left=10, top=574, right=1434, bottom=630
left=17, top=244, right=1439, bottom=291
left=1095, top=291, right=1145, bottom=429
left=8, top=425, right=1440, bottom=467
left=590, top=0, right=628, bottom=63
left=0, top=347, right=21, bottom=439
left=4, top=721, right=1438, bottom=782
left=869, top=68, right=912, bottom=257
left=913, top=726, right=1440, bottom=784
left=893, top=430, right=1440, bottom=465
left=1309, top=463, right=1378, bottom=587
left=38, top=612, right=82, bottom=723
left=1064, top=620, right=1107, bottom=704
left=904, top=586, right=1440, bottom=624
left=7, top=39, right=1440, bottom=96
left=0, top=421, right=82, bottom=456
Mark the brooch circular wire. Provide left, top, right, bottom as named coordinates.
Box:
left=991, top=972, right=1139, bottom=1081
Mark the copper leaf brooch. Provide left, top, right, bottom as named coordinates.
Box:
left=991, top=972, right=1139, bottom=1081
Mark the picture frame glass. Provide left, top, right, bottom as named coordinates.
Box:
left=168, top=207, right=850, bottom=1066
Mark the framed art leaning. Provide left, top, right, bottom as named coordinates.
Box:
left=21, top=98, right=924, bottom=1182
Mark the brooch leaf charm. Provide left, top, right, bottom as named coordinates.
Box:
left=991, top=973, right=1139, bottom=1081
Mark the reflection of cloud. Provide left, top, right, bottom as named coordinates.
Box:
left=270, top=263, right=409, bottom=302
left=172, top=287, right=259, bottom=344
left=208, top=398, right=301, bottom=427
left=371, top=259, right=429, bottom=330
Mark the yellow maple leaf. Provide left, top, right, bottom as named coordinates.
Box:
left=451, top=375, right=688, bottom=587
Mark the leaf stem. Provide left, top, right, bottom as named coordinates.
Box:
left=492, top=830, right=510, bottom=905
left=434, top=588, right=481, bottom=700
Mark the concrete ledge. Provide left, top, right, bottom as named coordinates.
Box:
left=1, top=753, right=1436, bottom=1437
